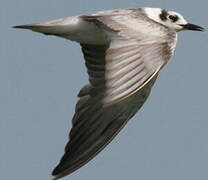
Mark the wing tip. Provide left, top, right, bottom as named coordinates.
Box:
left=52, top=165, right=76, bottom=180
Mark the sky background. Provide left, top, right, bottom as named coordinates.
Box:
left=1, top=0, right=208, bottom=180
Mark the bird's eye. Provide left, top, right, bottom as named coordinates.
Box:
left=168, top=15, right=179, bottom=22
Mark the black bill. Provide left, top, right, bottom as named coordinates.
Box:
left=181, top=23, right=205, bottom=31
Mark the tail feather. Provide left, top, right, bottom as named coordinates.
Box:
left=13, top=17, right=79, bottom=35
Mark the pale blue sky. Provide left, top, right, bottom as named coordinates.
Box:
left=1, top=0, right=208, bottom=180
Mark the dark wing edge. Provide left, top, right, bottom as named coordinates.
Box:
left=52, top=74, right=158, bottom=179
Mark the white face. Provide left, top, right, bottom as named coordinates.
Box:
left=144, top=8, right=188, bottom=31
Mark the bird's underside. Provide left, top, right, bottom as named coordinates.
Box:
left=13, top=8, right=177, bottom=179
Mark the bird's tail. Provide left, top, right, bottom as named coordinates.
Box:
left=13, top=16, right=79, bottom=36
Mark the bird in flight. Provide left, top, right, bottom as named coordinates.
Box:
left=14, top=7, right=204, bottom=179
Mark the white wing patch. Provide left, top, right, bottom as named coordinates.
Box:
left=103, top=40, right=166, bottom=105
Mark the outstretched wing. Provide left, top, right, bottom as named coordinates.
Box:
left=52, top=12, right=177, bottom=179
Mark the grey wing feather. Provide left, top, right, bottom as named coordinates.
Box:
left=52, top=75, right=157, bottom=179
left=103, top=41, right=165, bottom=105
left=52, top=12, right=177, bottom=179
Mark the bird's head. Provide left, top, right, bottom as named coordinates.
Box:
left=144, top=7, right=204, bottom=32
